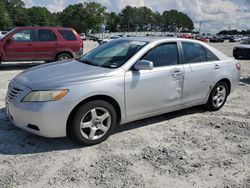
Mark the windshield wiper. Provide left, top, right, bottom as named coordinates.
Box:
left=80, top=59, right=95, bottom=66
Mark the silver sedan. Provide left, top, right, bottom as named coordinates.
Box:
left=5, top=37, right=240, bottom=145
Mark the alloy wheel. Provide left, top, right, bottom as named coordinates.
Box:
left=212, top=85, right=226, bottom=108
left=79, top=107, right=111, bottom=140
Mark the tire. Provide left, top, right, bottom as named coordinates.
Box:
left=206, top=81, right=229, bottom=111
left=70, top=100, right=117, bottom=145
left=56, top=53, right=72, bottom=61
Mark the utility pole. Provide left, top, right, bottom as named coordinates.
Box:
left=199, top=21, right=202, bottom=34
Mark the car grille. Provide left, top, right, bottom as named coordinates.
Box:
left=7, top=82, right=24, bottom=102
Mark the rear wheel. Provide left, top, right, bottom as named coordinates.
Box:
left=206, top=82, right=229, bottom=111
left=70, top=100, right=117, bottom=145
left=56, top=53, right=72, bottom=61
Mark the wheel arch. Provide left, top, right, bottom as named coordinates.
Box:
left=66, top=95, right=122, bottom=136
left=218, top=78, right=231, bottom=95
left=55, top=51, right=73, bottom=61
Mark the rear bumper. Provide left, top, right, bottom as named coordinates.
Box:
left=74, top=48, right=83, bottom=58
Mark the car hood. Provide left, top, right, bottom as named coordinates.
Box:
left=236, top=44, right=250, bottom=49
left=14, top=60, right=114, bottom=90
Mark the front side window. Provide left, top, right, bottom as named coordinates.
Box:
left=79, top=39, right=147, bottom=68
left=38, top=29, right=57, bottom=41
left=12, top=30, right=35, bottom=42
left=58, top=30, right=76, bottom=41
left=182, top=42, right=207, bottom=63
left=142, top=43, right=179, bottom=67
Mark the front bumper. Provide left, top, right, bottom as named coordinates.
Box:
left=5, top=80, right=71, bottom=138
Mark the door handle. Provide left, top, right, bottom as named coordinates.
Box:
left=26, top=43, right=32, bottom=46
left=171, top=70, right=183, bottom=77
left=214, top=64, right=220, bottom=70
left=54, top=43, right=59, bottom=46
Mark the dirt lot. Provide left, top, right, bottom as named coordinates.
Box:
left=0, top=41, right=249, bottom=188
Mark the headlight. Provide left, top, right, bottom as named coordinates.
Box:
left=22, top=90, right=69, bottom=102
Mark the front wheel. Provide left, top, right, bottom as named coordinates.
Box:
left=206, top=82, right=229, bottom=111
left=70, top=100, right=117, bottom=145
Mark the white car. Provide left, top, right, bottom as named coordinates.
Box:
left=79, top=33, right=86, bottom=40
left=0, top=31, right=8, bottom=38
left=102, top=36, right=121, bottom=44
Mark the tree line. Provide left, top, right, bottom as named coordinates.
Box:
left=0, top=0, right=194, bottom=33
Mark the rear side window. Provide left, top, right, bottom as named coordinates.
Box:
left=182, top=42, right=207, bottom=63
left=204, top=48, right=220, bottom=61
left=142, top=43, right=179, bottom=67
left=58, top=30, right=76, bottom=41
left=38, top=30, right=57, bottom=41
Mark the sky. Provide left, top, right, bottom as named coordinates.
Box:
left=22, top=0, right=250, bottom=33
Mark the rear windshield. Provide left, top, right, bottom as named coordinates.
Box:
left=58, top=30, right=76, bottom=41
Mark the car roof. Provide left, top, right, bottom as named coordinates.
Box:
left=14, top=26, right=74, bottom=30
left=121, top=36, right=205, bottom=44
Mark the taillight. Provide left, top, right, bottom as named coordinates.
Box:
left=236, top=63, right=241, bottom=70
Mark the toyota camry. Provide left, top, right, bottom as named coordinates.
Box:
left=5, top=37, right=240, bottom=145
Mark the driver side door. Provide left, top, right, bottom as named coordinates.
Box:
left=125, top=42, right=184, bottom=118
left=4, top=29, right=37, bottom=61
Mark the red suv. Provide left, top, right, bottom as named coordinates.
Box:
left=0, top=26, right=83, bottom=62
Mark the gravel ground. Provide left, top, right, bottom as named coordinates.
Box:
left=0, top=40, right=249, bottom=188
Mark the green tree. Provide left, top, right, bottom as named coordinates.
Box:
left=27, top=7, right=60, bottom=26
left=162, top=10, right=194, bottom=32
left=106, top=12, right=120, bottom=32
left=59, top=2, right=106, bottom=33
left=5, top=0, right=30, bottom=26
left=84, top=2, right=106, bottom=32
left=0, top=0, right=12, bottom=30
left=119, top=6, right=138, bottom=31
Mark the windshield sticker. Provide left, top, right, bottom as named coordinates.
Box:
left=130, top=41, right=146, bottom=46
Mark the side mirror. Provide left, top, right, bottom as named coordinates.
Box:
left=134, top=60, right=153, bottom=71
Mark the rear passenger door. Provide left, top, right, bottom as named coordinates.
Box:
left=181, top=42, right=222, bottom=106
left=35, top=29, right=58, bottom=61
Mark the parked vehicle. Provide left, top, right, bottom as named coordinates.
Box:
left=0, top=31, right=8, bottom=38
left=195, top=35, right=208, bottom=43
left=233, top=38, right=250, bottom=59
left=165, top=33, right=176, bottom=38
left=177, top=34, right=193, bottom=39
left=0, top=26, right=83, bottom=62
left=86, top=35, right=99, bottom=41
left=229, top=36, right=241, bottom=42
left=80, top=33, right=86, bottom=40
left=209, top=37, right=224, bottom=43
left=6, top=38, right=240, bottom=145
left=98, top=35, right=121, bottom=44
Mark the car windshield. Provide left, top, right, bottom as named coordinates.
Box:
left=241, top=38, right=250, bottom=44
left=79, top=39, right=147, bottom=68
